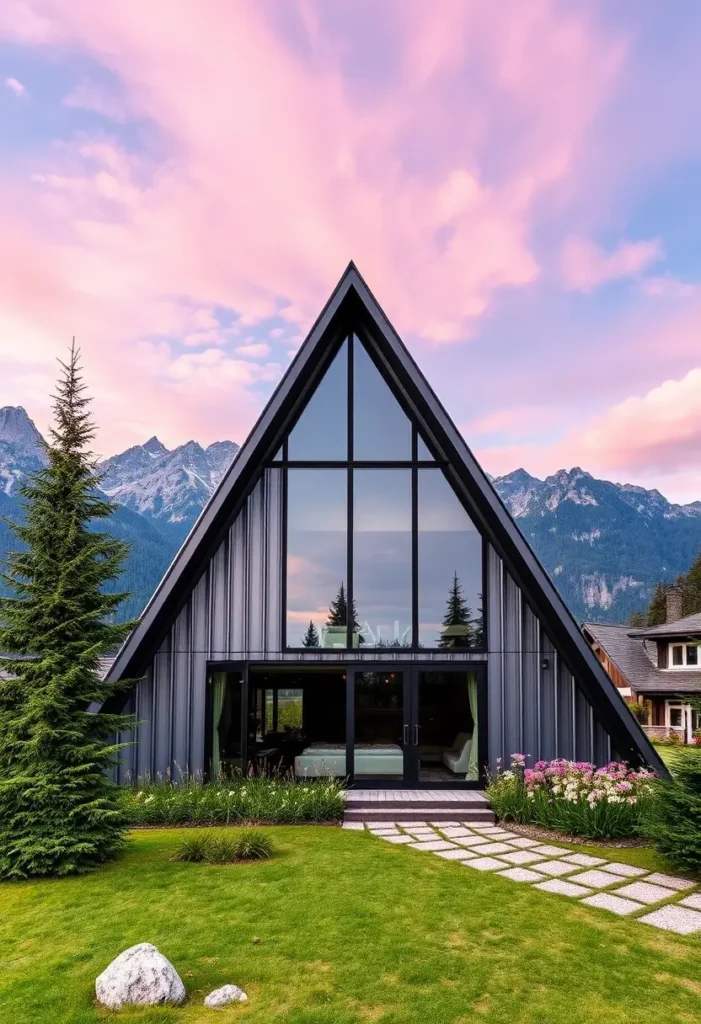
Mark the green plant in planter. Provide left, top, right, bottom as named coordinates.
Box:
left=628, top=700, right=651, bottom=725
left=643, top=747, right=701, bottom=872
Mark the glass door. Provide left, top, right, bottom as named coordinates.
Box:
left=412, top=666, right=484, bottom=786
left=350, top=667, right=411, bottom=783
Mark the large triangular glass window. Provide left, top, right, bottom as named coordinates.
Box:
left=353, top=336, right=411, bottom=460
left=287, top=339, right=347, bottom=460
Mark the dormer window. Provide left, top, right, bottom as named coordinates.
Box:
left=669, top=643, right=700, bottom=668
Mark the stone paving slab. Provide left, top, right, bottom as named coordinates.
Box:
left=639, top=905, right=701, bottom=934
left=463, top=857, right=505, bottom=871
left=435, top=847, right=478, bottom=860
left=364, top=821, right=400, bottom=828
left=594, top=861, right=647, bottom=878
left=470, top=827, right=506, bottom=835
left=560, top=853, right=606, bottom=868
left=644, top=872, right=695, bottom=891
left=381, top=834, right=416, bottom=844
left=430, top=821, right=461, bottom=827
left=452, top=835, right=492, bottom=847
left=497, top=867, right=545, bottom=883
left=534, top=859, right=580, bottom=877
left=506, top=837, right=541, bottom=849
left=531, top=844, right=569, bottom=857
left=439, top=828, right=475, bottom=839
left=580, top=893, right=643, bottom=916
left=404, top=830, right=439, bottom=839
left=471, top=842, right=514, bottom=855
left=408, top=840, right=456, bottom=852
left=614, top=882, right=678, bottom=905
left=369, top=828, right=401, bottom=836
left=568, top=869, right=627, bottom=889
left=680, top=894, right=701, bottom=910
left=498, top=850, right=546, bottom=866
left=342, top=822, right=365, bottom=830
left=535, top=879, right=593, bottom=898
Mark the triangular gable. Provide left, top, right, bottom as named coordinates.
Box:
left=106, top=262, right=666, bottom=774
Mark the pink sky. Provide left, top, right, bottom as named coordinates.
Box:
left=1, top=1, right=701, bottom=501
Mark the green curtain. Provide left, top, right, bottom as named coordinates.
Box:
left=211, top=673, right=227, bottom=777
left=466, top=672, right=479, bottom=781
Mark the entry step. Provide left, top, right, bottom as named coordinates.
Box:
left=343, top=806, right=495, bottom=823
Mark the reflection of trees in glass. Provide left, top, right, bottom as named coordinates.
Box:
left=301, top=620, right=320, bottom=647
left=438, top=571, right=482, bottom=648
left=326, top=582, right=363, bottom=643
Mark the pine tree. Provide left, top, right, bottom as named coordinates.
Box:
left=326, top=583, right=362, bottom=644
left=301, top=620, right=320, bottom=647
left=680, top=550, right=701, bottom=616
left=438, top=571, right=474, bottom=648
left=646, top=582, right=668, bottom=627
left=0, top=346, right=136, bottom=880
left=628, top=610, right=646, bottom=628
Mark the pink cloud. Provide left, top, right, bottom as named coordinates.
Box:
left=562, top=235, right=662, bottom=291
left=63, top=80, right=129, bottom=121
left=235, top=342, right=271, bottom=359
left=4, top=75, right=27, bottom=97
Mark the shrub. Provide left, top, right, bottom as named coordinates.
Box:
left=172, top=828, right=273, bottom=864
left=487, top=754, right=656, bottom=839
left=627, top=700, right=651, bottom=725
left=658, top=731, right=684, bottom=746
left=122, top=769, right=345, bottom=827
left=642, top=747, right=701, bottom=872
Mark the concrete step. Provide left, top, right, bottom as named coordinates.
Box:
left=343, top=807, right=495, bottom=823
left=346, top=797, right=490, bottom=810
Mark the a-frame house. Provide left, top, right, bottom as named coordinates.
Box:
left=106, top=264, right=665, bottom=786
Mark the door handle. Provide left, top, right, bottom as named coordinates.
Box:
left=413, top=724, right=419, bottom=746
left=403, top=724, right=409, bottom=745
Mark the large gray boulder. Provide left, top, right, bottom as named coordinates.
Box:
left=95, top=942, right=186, bottom=1008
left=204, top=984, right=248, bottom=1007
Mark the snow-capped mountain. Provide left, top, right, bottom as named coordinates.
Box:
left=492, top=467, right=701, bottom=622
left=2, top=405, right=701, bottom=624
left=98, top=437, right=239, bottom=540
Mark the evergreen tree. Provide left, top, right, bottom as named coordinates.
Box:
left=301, top=620, right=320, bottom=647
left=680, top=550, right=701, bottom=616
left=438, top=571, right=474, bottom=648
left=646, top=582, right=668, bottom=627
left=0, top=346, right=135, bottom=880
left=628, top=610, right=646, bottom=628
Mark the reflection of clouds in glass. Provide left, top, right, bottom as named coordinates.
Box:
left=286, top=469, right=346, bottom=647
left=354, top=470, right=411, bottom=643
left=288, top=340, right=347, bottom=460
left=418, top=470, right=483, bottom=648
left=353, top=336, right=411, bottom=461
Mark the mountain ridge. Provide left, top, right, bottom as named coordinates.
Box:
left=1, top=404, right=699, bottom=624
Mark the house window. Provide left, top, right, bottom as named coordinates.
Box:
left=668, top=642, right=701, bottom=668
left=668, top=705, right=684, bottom=729
left=282, top=334, right=485, bottom=649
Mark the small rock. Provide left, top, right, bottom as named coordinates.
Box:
left=204, top=984, right=248, bottom=1007
left=252, top=936, right=260, bottom=945
left=95, top=942, right=186, bottom=1008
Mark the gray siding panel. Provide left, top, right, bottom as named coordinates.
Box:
left=124, top=485, right=626, bottom=776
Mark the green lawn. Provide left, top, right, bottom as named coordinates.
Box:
left=2, top=828, right=701, bottom=1024
left=653, top=743, right=699, bottom=769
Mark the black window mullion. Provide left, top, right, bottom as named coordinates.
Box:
left=347, top=334, right=354, bottom=650
left=412, top=463, right=419, bottom=649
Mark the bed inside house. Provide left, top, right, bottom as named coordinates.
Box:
left=294, top=742, right=404, bottom=778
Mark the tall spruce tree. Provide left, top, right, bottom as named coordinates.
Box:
left=438, top=571, right=474, bottom=649
left=0, top=346, right=135, bottom=879
left=327, top=582, right=363, bottom=643
left=646, top=581, right=668, bottom=626
left=680, top=550, right=701, bottom=616
left=301, top=620, right=320, bottom=647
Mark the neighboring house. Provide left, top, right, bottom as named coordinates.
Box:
left=583, top=588, right=701, bottom=745
left=105, top=264, right=664, bottom=786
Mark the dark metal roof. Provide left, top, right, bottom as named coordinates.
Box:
left=105, top=262, right=666, bottom=775
left=583, top=622, right=701, bottom=694
left=629, top=611, right=701, bottom=640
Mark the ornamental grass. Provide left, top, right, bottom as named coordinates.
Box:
left=121, top=768, right=345, bottom=827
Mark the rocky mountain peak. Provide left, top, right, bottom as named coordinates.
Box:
left=0, top=406, right=43, bottom=453
left=143, top=436, right=167, bottom=457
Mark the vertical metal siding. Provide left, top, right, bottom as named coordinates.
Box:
left=123, top=485, right=626, bottom=776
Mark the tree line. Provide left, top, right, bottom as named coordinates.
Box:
left=629, top=549, right=701, bottom=627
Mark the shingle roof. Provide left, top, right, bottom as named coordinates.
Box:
left=583, top=622, right=701, bottom=694
left=629, top=611, right=701, bottom=640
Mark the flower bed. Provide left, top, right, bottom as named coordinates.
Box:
left=120, top=772, right=345, bottom=827
left=486, top=754, right=656, bottom=839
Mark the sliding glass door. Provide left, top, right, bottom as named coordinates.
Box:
left=351, top=668, right=411, bottom=782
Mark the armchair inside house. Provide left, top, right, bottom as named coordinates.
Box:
left=441, top=732, right=473, bottom=775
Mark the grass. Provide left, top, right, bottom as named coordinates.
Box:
left=653, top=743, right=700, bottom=768
left=2, top=828, right=701, bottom=1023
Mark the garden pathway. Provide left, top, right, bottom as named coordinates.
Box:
left=342, top=820, right=701, bottom=936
